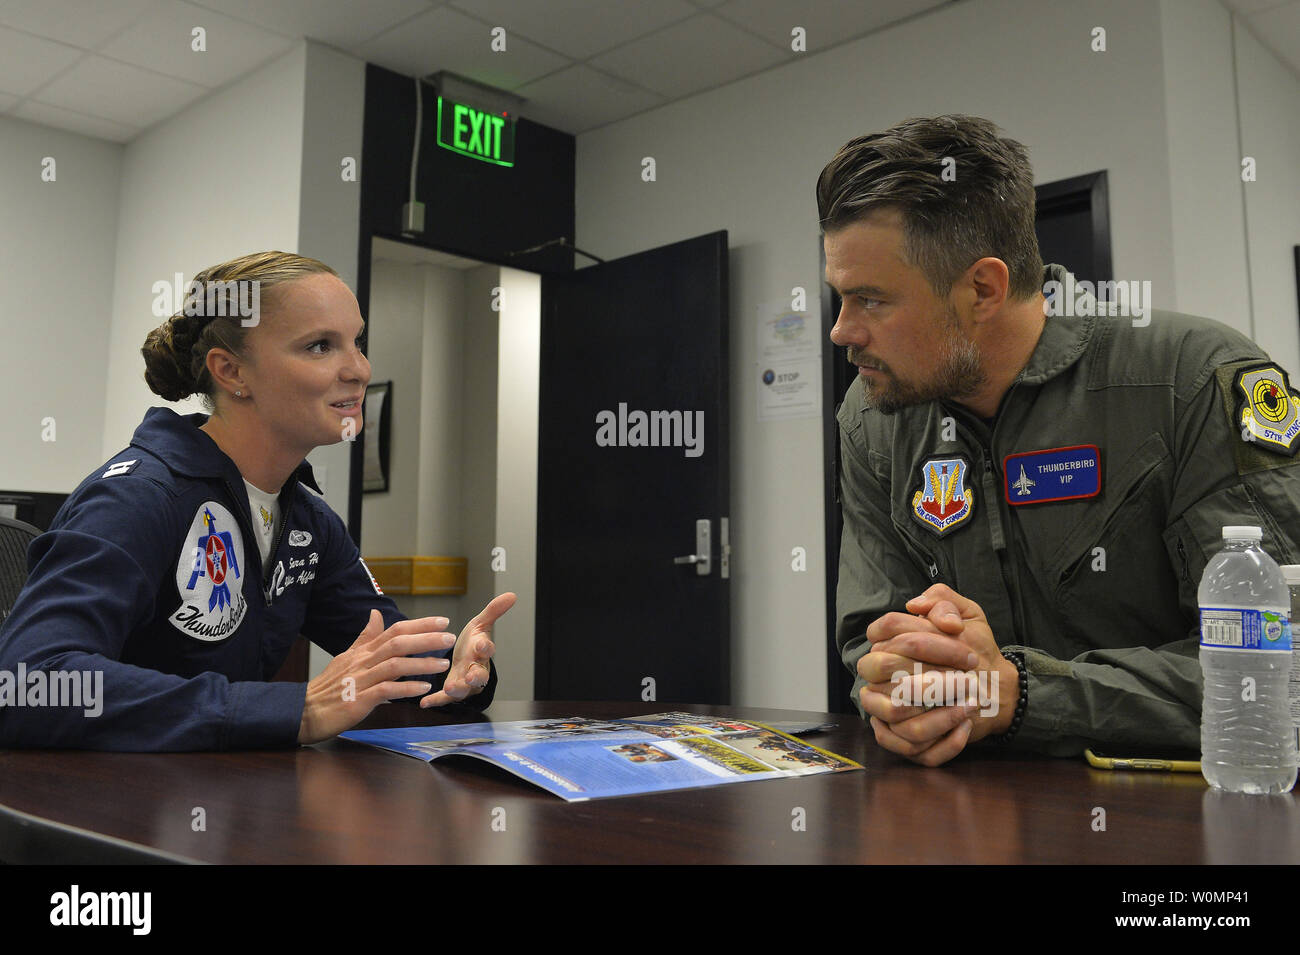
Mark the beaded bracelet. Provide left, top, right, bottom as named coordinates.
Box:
left=989, top=651, right=1028, bottom=744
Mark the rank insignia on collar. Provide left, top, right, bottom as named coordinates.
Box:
left=910, top=456, right=975, bottom=536
left=1235, top=363, right=1300, bottom=455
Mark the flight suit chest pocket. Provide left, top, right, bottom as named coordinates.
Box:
left=1050, top=432, right=1172, bottom=596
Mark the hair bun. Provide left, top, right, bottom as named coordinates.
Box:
left=141, top=314, right=200, bottom=402
left=169, top=312, right=203, bottom=355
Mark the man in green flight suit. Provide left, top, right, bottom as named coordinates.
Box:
left=821, top=114, right=1300, bottom=766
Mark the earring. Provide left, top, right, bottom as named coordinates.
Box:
left=235, top=390, right=242, bottom=397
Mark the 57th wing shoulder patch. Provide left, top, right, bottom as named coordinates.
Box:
left=1215, top=361, right=1300, bottom=473
left=1236, top=363, right=1300, bottom=454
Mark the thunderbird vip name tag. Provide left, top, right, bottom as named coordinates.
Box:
left=1003, top=445, right=1101, bottom=505
left=910, top=456, right=975, bottom=536
left=1235, top=363, right=1300, bottom=455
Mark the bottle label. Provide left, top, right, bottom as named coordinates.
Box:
left=1200, top=608, right=1292, bottom=650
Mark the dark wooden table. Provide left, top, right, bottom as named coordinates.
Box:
left=1, top=700, right=1297, bottom=864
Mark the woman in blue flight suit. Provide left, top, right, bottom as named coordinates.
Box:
left=0, top=251, right=513, bottom=750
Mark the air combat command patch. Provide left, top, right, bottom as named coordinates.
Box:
left=1234, top=362, right=1300, bottom=456
left=910, top=456, right=975, bottom=536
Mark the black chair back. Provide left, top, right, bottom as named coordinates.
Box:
left=0, top=516, right=41, bottom=622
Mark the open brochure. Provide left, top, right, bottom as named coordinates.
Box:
left=340, top=711, right=862, bottom=801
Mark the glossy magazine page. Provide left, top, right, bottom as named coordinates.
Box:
left=340, top=712, right=862, bottom=802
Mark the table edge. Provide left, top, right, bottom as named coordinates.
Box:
left=0, top=801, right=197, bottom=865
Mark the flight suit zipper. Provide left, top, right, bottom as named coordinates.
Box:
left=985, top=390, right=1033, bottom=646
left=945, top=392, right=1031, bottom=645
left=986, top=456, right=1031, bottom=644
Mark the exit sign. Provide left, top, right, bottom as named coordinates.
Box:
left=436, top=97, right=515, bottom=167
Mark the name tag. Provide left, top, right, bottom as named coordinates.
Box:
left=1003, top=445, right=1100, bottom=505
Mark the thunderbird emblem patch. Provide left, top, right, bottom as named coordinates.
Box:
left=168, top=501, right=248, bottom=642
left=1235, top=363, right=1300, bottom=455
left=910, top=456, right=975, bottom=536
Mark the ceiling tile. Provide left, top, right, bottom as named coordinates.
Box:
left=356, top=4, right=569, bottom=90
left=99, top=0, right=295, bottom=88
left=713, top=0, right=943, bottom=52
left=513, top=63, right=664, bottom=133
left=34, top=55, right=207, bottom=127
left=0, top=0, right=158, bottom=50
left=0, top=26, right=83, bottom=96
left=13, top=99, right=140, bottom=141
left=189, top=0, right=434, bottom=47
left=448, top=0, right=698, bottom=59
left=589, top=12, right=785, bottom=99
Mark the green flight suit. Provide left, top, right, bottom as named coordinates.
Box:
left=835, top=264, right=1300, bottom=756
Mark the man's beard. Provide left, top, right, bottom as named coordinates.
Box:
left=850, top=307, right=986, bottom=415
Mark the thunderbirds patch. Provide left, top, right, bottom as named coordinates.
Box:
left=168, top=501, right=248, bottom=642
left=1235, top=363, right=1300, bottom=456
left=910, top=456, right=974, bottom=536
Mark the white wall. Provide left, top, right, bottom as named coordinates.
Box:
left=492, top=266, right=540, bottom=700
left=101, top=43, right=307, bottom=459
left=419, top=266, right=468, bottom=555
left=0, top=117, right=121, bottom=492
left=362, top=261, right=430, bottom=554
left=460, top=263, right=501, bottom=664
left=1235, top=20, right=1300, bottom=378
left=574, top=0, right=1295, bottom=711
left=1160, top=0, right=1251, bottom=327
left=361, top=260, right=467, bottom=630
left=359, top=257, right=537, bottom=701
left=297, top=42, right=366, bottom=526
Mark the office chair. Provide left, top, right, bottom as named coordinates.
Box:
left=0, top=516, right=41, bottom=622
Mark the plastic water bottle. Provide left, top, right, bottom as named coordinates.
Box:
left=1199, top=526, right=1295, bottom=794
left=1282, top=565, right=1300, bottom=757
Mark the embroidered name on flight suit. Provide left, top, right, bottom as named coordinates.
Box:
left=1003, top=445, right=1102, bottom=505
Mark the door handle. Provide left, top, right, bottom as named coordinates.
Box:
left=673, top=519, right=711, bottom=575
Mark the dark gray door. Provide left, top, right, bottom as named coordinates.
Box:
left=536, top=231, right=730, bottom=704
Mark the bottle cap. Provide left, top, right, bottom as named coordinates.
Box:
left=1282, top=565, right=1300, bottom=586
left=1221, top=525, right=1262, bottom=540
